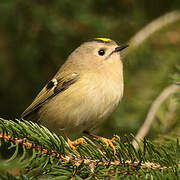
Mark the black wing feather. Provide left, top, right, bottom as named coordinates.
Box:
left=21, top=78, right=78, bottom=120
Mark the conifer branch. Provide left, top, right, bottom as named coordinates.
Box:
left=0, top=118, right=179, bottom=179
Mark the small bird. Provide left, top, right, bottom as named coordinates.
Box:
left=21, top=38, right=128, bottom=150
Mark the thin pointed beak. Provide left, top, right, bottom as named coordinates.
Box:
left=107, top=44, right=129, bottom=60
left=114, top=44, right=129, bottom=52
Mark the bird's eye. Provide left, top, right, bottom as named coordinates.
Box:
left=98, top=49, right=105, bottom=56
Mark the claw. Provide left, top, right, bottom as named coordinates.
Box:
left=67, top=137, right=86, bottom=150
left=100, top=137, right=116, bottom=154
left=60, top=155, right=70, bottom=161
left=83, top=131, right=119, bottom=154
left=62, top=130, right=86, bottom=150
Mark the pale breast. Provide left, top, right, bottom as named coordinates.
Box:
left=38, top=68, right=123, bottom=134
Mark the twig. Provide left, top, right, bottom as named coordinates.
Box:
left=132, top=84, right=180, bottom=149
left=123, top=10, right=180, bottom=57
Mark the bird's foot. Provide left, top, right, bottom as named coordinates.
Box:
left=99, top=137, right=116, bottom=154
left=67, top=137, right=86, bottom=150
left=60, top=155, right=70, bottom=161
left=83, top=131, right=120, bottom=154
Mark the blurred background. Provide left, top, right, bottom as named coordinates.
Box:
left=0, top=0, right=180, bottom=140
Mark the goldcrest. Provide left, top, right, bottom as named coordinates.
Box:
left=21, top=38, right=128, bottom=136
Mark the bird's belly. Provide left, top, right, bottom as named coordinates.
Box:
left=38, top=77, right=123, bottom=134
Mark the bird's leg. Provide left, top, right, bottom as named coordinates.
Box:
left=62, top=130, right=86, bottom=150
left=83, top=131, right=118, bottom=153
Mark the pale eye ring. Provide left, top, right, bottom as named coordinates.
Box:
left=98, top=49, right=105, bottom=56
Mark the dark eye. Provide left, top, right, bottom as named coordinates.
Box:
left=98, top=49, right=105, bottom=56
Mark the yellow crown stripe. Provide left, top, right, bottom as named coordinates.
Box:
left=95, top=38, right=112, bottom=42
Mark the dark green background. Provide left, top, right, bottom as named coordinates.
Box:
left=0, top=0, right=180, bottom=139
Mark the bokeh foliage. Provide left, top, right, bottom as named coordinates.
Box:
left=0, top=0, right=180, bottom=139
